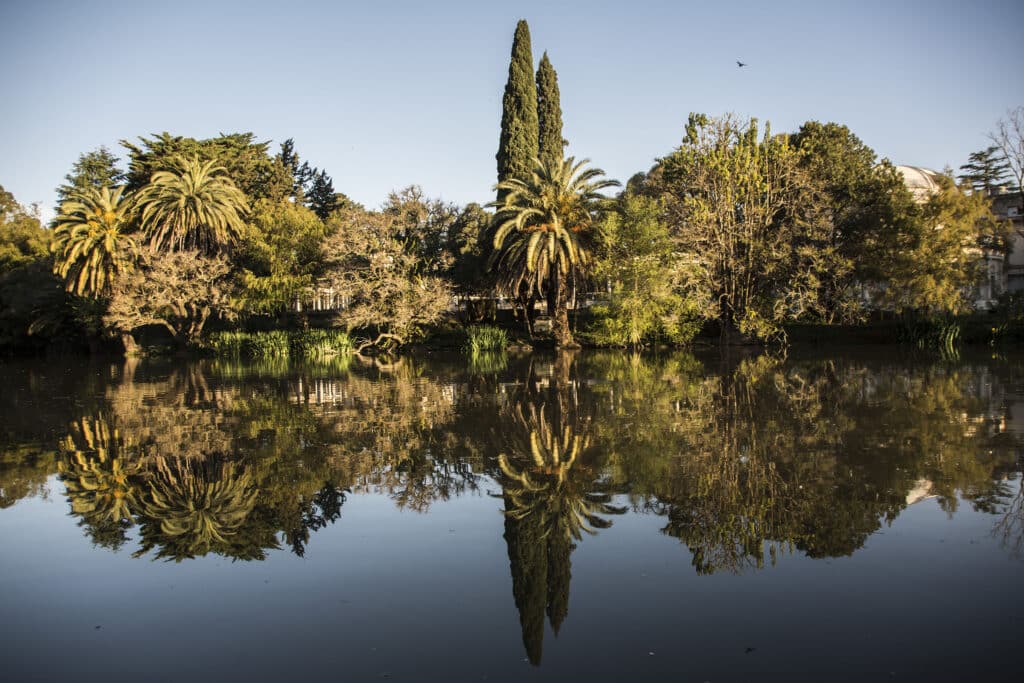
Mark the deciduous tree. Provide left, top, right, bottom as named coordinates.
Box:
left=655, top=113, right=841, bottom=342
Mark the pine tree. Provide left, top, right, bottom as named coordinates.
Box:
left=307, top=169, right=338, bottom=220
left=958, top=145, right=1010, bottom=193
left=496, top=20, right=539, bottom=200
left=536, top=52, right=565, bottom=171
left=55, top=147, right=125, bottom=215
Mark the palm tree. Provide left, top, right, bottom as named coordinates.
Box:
left=136, top=155, right=248, bottom=254
left=491, top=156, right=618, bottom=346
left=51, top=185, right=138, bottom=297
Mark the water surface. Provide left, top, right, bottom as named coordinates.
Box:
left=1, top=349, right=1021, bottom=681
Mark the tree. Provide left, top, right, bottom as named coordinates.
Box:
left=105, top=250, right=239, bottom=350
left=491, top=156, right=619, bottom=347
left=654, top=113, right=841, bottom=342
left=235, top=199, right=326, bottom=315
left=536, top=52, right=565, bottom=172
left=883, top=173, right=1008, bottom=315
left=54, top=147, right=125, bottom=215
left=51, top=186, right=138, bottom=298
left=122, top=132, right=291, bottom=202
left=136, top=155, right=249, bottom=254
left=1, top=186, right=48, bottom=272
left=958, top=145, right=1011, bottom=193
left=1, top=186, right=79, bottom=350
left=790, top=121, right=917, bottom=321
left=321, top=205, right=454, bottom=351
left=496, top=20, right=539, bottom=199
left=589, top=193, right=702, bottom=347
left=989, top=106, right=1024, bottom=210
left=307, top=169, right=339, bottom=220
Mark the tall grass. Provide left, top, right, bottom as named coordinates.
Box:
left=205, top=329, right=354, bottom=361
left=898, top=317, right=960, bottom=355
left=464, top=325, right=510, bottom=355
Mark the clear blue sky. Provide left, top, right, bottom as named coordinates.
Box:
left=1, top=0, right=1022, bottom=219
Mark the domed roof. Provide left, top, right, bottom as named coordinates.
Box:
left=894, top=165, right=944, bottom=202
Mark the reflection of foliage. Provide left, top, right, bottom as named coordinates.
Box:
left=0, top=445, right=55, bottom=509
left=135, top=457, right=259, bottom=562
left=282, top=483, right=347, bottom=557
left=992, top=475, right=1024, bottom=558
left=586, top=352, right=1021, bottom=574
left=497, top=390, right=624, bottom=665
left=58, top=415, right=143, bottom=550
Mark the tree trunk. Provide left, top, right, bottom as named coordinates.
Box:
left=121, top=333, right=140, bottom=357
left=552, top=277, right=575, bottom=348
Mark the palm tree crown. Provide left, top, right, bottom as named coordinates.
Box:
left=491, top=156, right=618, bottom=345
left=52, top=185, right=138, bottom=297
left=137, top=155, right=248, bottom=254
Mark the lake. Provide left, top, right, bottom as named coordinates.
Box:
left=1, top=349, right=1021, bottom=681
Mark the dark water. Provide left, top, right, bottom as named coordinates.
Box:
left=1, top=349, right=1022, bottom=682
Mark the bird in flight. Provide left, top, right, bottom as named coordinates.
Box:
left=737, top=60, right=747, bottom=67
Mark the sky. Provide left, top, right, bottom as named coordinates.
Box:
left=1, top=0, right=1022, bottom=220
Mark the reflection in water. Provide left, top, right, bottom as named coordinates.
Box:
left=135, top=457, right=259, bottom=561
left=0, top=350, right=1021, bottom=665
left=495, top=360, right=626, bottom=664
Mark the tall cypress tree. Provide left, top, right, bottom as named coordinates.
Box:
left=496, top=20, right=539, bottom=200
left=536, top=52, right=565, bottom=171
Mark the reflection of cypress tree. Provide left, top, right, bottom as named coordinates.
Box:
left=545, top=517, right=572, bottom=633
left=503, top=501, right=548, bottom=665
left=498, top=397, right=624, bottom=664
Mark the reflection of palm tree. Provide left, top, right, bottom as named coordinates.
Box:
left=58, top=416, right=142, bottom=549
left=498, top=399, right=624, bottom=665
left=135, top=457, right=259, bottom=561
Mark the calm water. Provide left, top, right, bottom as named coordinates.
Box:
left=1, top=349, right=1022, bottom=682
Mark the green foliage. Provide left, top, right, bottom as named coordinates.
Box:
left=656, top=113, right=843, bottom=342
left=205, top=329, right=353, bottom=361
left=321, top=204, right=455, bottom=349
left=791, top=121, right=919, bottom=317
left=885, top=174, right=1007, bottom=315
left=898, top=316, right=961, bottom=354
left=54, top=147, right=125, bottom=215
left=464, top=324, right=509, bottom=355
left=0, top=187, right=83, bottom=349
left=496, top=20, right=539, bottom=197
left=587, top=194, right=700, bottom=347
left=447, top=202, right=493, bottom=296
left=122, top=132, right=291, bottom=203
left=307, top=169, right=338, bottom=220
left=1, top=186, right=49, bottom=271
left=491, top=156, right=619, bottom=346
left=236, top=199, right=326, bottom=315
left=51, top=185, right=138, bottom=298
left=536, top=52, right=565, bottom=172
left=958, top=145, right=1011, bottom=193
left=136, top=155, right=249, bottom=254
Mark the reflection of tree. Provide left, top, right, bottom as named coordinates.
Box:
left=585, top=352, right=1022, bottom=574
left=496, top=357, right=624, bottom=665
left=992, top=475, right=1024, bottom=558
left=0, top=445, right=56, bottom=510
left=135, top=457, right=261, bottom=562
left=58, top=415, right=143, bottom=550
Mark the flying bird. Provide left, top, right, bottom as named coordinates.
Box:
left=737, top=60, right=747, bottom=67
